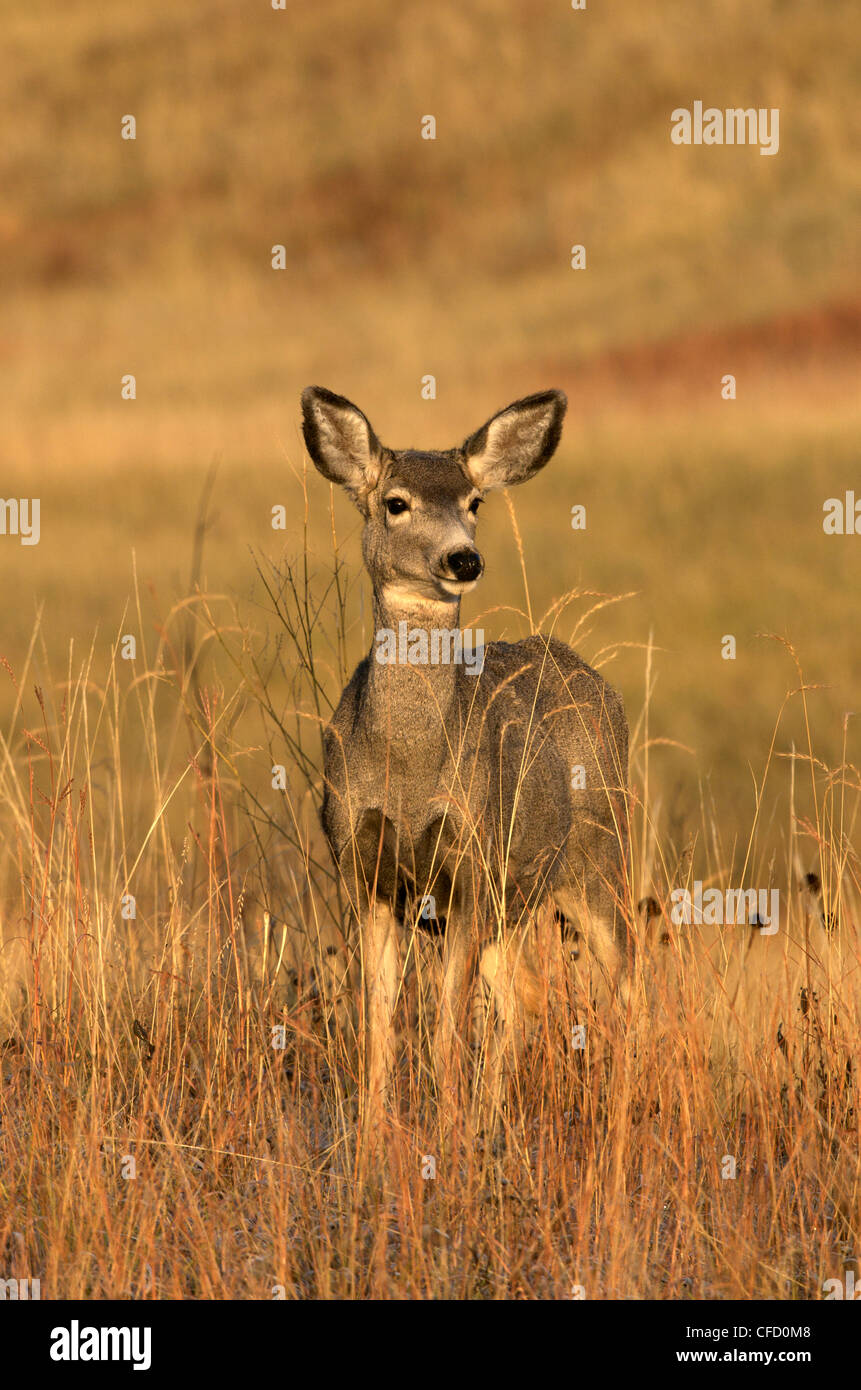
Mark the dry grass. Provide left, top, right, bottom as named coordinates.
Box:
left=1, top=504, right=858, bottom=1300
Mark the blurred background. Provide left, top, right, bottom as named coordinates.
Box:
left=1, top=0, right=859, bottom=835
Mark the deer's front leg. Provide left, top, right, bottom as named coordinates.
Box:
left=432, top=912, right=474, bottom=1109
left=361, top=901, right=401, bottom=1128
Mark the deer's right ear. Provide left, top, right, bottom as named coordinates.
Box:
left=301, top=386, right=382, bottom=505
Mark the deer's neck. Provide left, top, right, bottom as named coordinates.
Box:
left=365, top=586, right=473, bottom=744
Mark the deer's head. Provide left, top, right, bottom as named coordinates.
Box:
left=302, top=386, right=567, bottom=605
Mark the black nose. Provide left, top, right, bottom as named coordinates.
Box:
left=446, top=547, right=483, bottom=583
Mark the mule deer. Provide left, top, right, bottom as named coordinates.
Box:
left=301, top=386, right=630, bottom=1124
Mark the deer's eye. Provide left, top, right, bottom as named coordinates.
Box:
left=468, top=497, right=482, bottom=515
left=385, top=497, right=409, bottom=516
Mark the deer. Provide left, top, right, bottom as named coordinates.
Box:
left=301, top=385, right=630, bottom=1130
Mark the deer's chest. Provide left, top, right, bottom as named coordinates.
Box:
left=324, top=722, right=470, bottom=846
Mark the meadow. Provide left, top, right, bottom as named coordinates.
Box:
left=0, top=0, right=859, bottom=1299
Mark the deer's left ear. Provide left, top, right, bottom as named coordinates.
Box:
left=462, top=390, right=567, bottom=490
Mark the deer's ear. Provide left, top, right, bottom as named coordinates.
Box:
left=301, top=387, right=382, bottom=504
left=462, top=390, right=567, bottom=490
